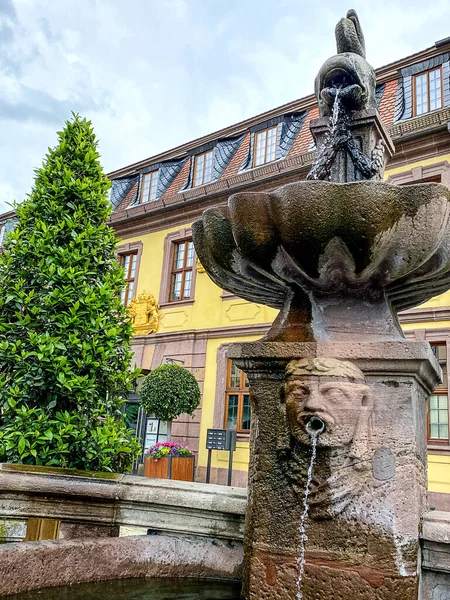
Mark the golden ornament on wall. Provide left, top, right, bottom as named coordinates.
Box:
left=196, top=257, right=206, bottom=273
left=128, top=291, right=160, bottom=335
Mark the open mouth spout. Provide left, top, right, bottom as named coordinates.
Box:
left=321, top=67, right=364, bottom=111
left=315, top=52, right=377, bottom=117
left=321, top=83, right=363, bottom=110
left=324, top=67, right=358, bottom=90
left=306, top=416, right=326, bottom=436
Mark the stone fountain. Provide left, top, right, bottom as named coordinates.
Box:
left=193, top=10, right=449, bottom=600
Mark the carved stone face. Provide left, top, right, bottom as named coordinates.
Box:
left=283, top=359, right=373, bottom=453
left=285, top=377, right=371, bottom=447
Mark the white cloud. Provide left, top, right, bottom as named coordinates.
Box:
left=1, top=0, right=450, bottom=213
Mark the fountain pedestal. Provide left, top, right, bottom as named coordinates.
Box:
left=193, top=9, right=450, bottom=599
left=310, top=109, right=394, bottom=182
left=229, top=341, right=440, bottom=600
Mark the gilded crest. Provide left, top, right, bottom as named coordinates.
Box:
left=128, top=291, right=160, bottom=335
left=196, top=257, right=206, bottom=273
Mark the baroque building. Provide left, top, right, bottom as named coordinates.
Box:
left=2, top=37, right=450, bottom=508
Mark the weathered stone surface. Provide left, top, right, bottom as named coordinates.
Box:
left=422, top=511, right=450, bottom=597
left=309, top=10, right=393, bottom=182
left=248, top=550, right=419, bottom=600
left=372, top=447, right=396, bottom=481
left=0, top=535, right=243, bottom=597
left=116, top=475, right=246, bottom=539
left=421, top=569, right=450, bottom=600
left=309, top=109, right=394, bottom=182
left=0, top=465, right=247, bottom=541
left=59, top=522, right=120, bottom=539
left=228, top=341, right=441, bottom=391
left=422, top=511, right=450, bottom=545
left=228, top=341, right=439, bottom=599
left=0, top=518, right=26, bottom=543
left=193, top=181, right=450, bottom=342
left=315, top=11, right=374, bottom=117
left=432, top=584, right=450, bottom=600
left=0, top=465, right=449, bottom=598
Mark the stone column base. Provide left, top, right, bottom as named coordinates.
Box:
left=248, top=548, right=418, bottom=600
left=228, top=341, right=440, bottom=600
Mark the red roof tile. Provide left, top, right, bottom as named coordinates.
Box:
left=221, top=133, right=250, bottom=179
left=289, top=107, right=320, bottom=156
left=378, top=80, right=398, bottom=128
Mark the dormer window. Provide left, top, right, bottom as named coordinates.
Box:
left=140, top=170, right=159, bottom=203
left=254, top=125, right=278, bottom=167
left=193, top=150, right=214, bottom=187
left=413, top=68, right=443, bottom=116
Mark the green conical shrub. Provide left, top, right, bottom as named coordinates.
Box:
left=0, top=114, right=141, bottom=472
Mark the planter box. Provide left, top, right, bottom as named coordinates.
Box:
left=144, top=455, right=195, bottom=482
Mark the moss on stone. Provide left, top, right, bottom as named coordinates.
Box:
left=0, top=463, right=121, bottom=480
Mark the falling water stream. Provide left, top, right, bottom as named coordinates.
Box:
left=296, top=431, right=320, bottom=600
left=330, top=88, right=342, bottom=132
left=307, top=88, right=344, bottom=181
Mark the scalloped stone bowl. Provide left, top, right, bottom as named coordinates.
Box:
left=193, top=180, right=450, bottom=342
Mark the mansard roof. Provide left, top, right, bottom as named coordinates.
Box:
left=1, top=39, right=450, bottom=233
left=108, top=39, right=450, bottom=227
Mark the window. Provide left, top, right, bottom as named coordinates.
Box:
left=413, top=68, right=443, bottom=116
left=224, top=359, right=251, bottom=433
left=428, top=344, right=449, bottom=442
left=401, top=176, right=441, bottom=185
left=386, top=161, right=450, bottom=188
left=140, top=170, right=159, bottom=203
left=120, top=252, right=138, bottom=306
left=193, top=150, right=214, bottom=187
left=159, top=229, right=197, bottom=307
left=253, top=125, right=278, bottom=167
left=169, top=240, right=195, bottom=302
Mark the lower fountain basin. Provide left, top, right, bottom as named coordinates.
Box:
left=6, top=578, right=241, bottom=599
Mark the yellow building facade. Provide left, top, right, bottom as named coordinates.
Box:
left=105, top=40, right=450, bottom=507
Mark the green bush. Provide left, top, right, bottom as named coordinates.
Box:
left=0, top=404, right=141, bottom=473
left=139, top=364, right=201, bottom=422
left=0, top=114, right=141, bottom=472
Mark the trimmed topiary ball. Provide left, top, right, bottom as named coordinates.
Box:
left=139, top=364, right=201, bottom=422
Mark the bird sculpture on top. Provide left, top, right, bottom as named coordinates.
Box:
left=308, top=9, right=386, bottom=181
left=335, top=8, right=365, bottom=57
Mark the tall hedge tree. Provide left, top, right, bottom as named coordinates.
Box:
left=0, top=114, right=141, bottom=472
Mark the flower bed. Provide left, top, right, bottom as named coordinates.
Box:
left=146, top=442, right=193, bottom=461
left=144, top=442, right=195, bottom=481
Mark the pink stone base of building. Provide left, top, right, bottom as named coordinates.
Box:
left=228, top=341, right=440, bottom=600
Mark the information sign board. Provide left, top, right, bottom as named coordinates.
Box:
left=206, top=429, right=228, bottom=450
left=206, top=429, right=237, bottom=451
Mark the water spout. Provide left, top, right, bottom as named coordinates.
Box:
left=306, top=416, right=326, bottom=436
left=330, top=87, right=341, bottom=133
left=296, top=429, right=321, bottom=599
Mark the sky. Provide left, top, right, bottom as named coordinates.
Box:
left=1, top=0, right=450, bottom=214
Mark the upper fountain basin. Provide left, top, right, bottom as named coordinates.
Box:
left=193, top=180, right=450, bottom=315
